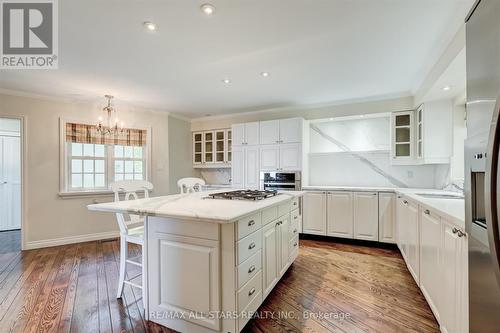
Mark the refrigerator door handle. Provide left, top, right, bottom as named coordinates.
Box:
left=485, top=95, right=500, bottom=288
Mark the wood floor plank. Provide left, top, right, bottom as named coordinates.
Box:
left=0, top=231, right=440, bottom=333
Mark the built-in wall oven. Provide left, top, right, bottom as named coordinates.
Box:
left=259, top=171, right=301, bottom=191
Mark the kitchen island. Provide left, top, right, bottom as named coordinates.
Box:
left=88, top=190, right=304, bottom=333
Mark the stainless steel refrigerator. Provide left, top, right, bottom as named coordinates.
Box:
left=466, top=0, right=500, bottom=331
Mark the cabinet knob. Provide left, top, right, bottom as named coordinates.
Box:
left=457, top=230, right=466, bottom=238
left=248, top=287, right=256, bottom=296
left=452, top=227, right=458, bottom=234
left=248, top=220, right=255, bottom=227
left=293, top=242, right=298, bottom=247
left=403, top=200, right=408, bottom=205
left=293, top=228, right=298, bottom=234
left=248, top=265, right=256, bottom=274
left=424, top=209, right=430, bottom=215
left=248, top=242, right=256, bottom=250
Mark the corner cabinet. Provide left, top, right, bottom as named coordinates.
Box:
left=192, top=129, right=232, bottom=168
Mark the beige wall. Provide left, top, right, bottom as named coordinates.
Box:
left=191, top=96, right=414, bottom=131
left=168, top=115, right=200, bottom=194
left=0, top=93, right=173, bottom=249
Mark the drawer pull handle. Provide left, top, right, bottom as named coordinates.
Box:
left=248, top=265, right=256, bottom=274
left=248, top=242, right=256, bottom=250
left=294, top=215, right=298, bottom=220
left=248, top=220, right=255, bottom=227
left=293, top=202, right=297, bottom=206
left=248, top=288, right=256, bottom=296
left=403, top=200, right=408, bottom=205
left=293, top=228, right=298, bottom=234
left=293, top=242, right=298, bottom=247
left=424, top=209, right=430, bottom=215
left=276, top=221, right=282, bottom=226
left=452, top=227, right=458, bottom=234
left=457, top=230, right=466, bottom=238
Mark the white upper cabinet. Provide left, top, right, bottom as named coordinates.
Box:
left=327, top=191, right=353, bottom=238
left=260, top=145, right=280, bottom=171
left=192, top=129, right=231, bottom=167
left=391, top=111, right=414, bottom=164
left=417, top=101, right=452, bottom=164
left=353, top=192, right=378, bottom=241
left=259, top=118, right=303, bottom=145
left=232, top=123, right=245, bottom=146
left=279, top=118, right=303, bottom=143
left=232, top=122, right=259, bottom=146
left=279, top=143, right=302, bottom=171
left=391, top=100, right=452, bottom=165
left=259, top=120, right=280, bottom=144
left=244, top=146, right=260, bottom=189
left=231, top=146, right=245, bottom=188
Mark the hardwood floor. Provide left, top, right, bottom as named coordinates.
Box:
left=0, top=230, right=21, bottom=254
left=0, top=237, right=439, bottom=333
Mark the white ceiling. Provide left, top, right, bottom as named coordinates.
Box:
left=0, top=0, right=474, bottom=117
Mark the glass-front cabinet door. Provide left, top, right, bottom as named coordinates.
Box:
left=204, top=131, right=214, bottom=163
left=416, top=105, right=423, bottom=159
left=226, top=129, right=232, bottom=163
left=193, top=132, right=203, bottom=164
left=392, top=111, right=414, bottom=161
left=214, top=130, right=225, bottom=163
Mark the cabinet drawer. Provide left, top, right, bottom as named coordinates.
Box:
left=237, top=212, right=262, bottom=240
left=237, top=270, right=262, bottom=312
left=262, top=206, right=278, bottom=226
left=237, top=230, right=262, bottom=265
left=290, top=218, right=300, bottom=239
left=237, top=250, right=262, bottom=289
left=289, top=235, right=299, bottom=254
left=291, top=197, right=299, bottom=210
left=238, top=290, right=262, bottom=332
left=278, top=201, right=291, bottom=217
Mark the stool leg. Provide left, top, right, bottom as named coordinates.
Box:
left=117, top=236, right=127, bottom=299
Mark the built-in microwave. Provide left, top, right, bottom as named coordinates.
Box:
left=259, top=171, right=301, bottom=191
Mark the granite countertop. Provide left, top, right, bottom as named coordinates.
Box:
left=302, top=185, right=464, bottom=228
left=88, top=190, right=305, bottom=223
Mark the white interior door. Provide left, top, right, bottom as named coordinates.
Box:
left=0, top=135, right=21, bottom=231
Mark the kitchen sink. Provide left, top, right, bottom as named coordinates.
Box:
left=415, top=193, right=464, bottom=200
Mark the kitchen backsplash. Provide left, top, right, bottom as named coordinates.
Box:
left=200, top=169, right=231, bottom=185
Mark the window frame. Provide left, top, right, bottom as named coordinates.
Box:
left=59, top=118, right=151, bottom=196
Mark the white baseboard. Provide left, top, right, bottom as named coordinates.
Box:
left=24, top=230, right=120, bottom=250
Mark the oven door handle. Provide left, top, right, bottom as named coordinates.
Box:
left=485, top=94, right=500, bottom=289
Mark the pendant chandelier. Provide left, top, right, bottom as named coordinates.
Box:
left=96, top=95, right=124, bottom=135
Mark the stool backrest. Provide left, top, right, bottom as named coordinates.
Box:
left=177, top=177, right=206, bottom=194
left=110, top=180, right=154, bottom=234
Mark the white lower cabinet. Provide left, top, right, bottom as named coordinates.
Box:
left=406, top=200, right=420, bottom=282
left=378, top=192, right=396, bottom=244
left=302, top=191, right=327, bottom=235
left=419, top=208, right=441, bottom=320
left=278, top=214, right=290, bottom=276
left=232, top=145, right=260, bottom=189
left=440, top=219, right=468, bottom=333
left=353, top=192, right=378, bottom=241
left=262, top=221, right=278, bottom=297
left=327, top=191, right=353, bottom=238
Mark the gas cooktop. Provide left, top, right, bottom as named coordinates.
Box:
left=208, top=190, right=278, bottom=201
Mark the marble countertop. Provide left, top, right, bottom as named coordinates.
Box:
left=302, top=185, right=464, bottom=228
left=88, top=190, right=305, bottom=223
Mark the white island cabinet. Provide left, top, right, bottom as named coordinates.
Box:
left=88, top=191, right=303, bottom=333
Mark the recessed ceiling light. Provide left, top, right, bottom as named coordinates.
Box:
left=143, top=21, right=157, bottom=31
left=201, top=3, right=216, bottom=15
left=261, top=72, right=270, bottom=77
left=222, top=78, right=231, bottom=84
left=442, top=85, right=451, bottom=91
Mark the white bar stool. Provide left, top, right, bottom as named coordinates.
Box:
left=110, top=180, right=154, bottom=299
left=177, top=177, right=206, bottom=194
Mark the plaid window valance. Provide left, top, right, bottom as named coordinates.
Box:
left=65, top=123, right=147, bottom=147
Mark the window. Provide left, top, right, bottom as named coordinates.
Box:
left=62, top=121, right=149, bottom=193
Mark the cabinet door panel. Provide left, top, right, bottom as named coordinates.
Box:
left=353, top=192, right=378, bottom=241
left=420, top=209, right=441, bottom=320
left=232, top=123, right=245, bottom=146
left=262, top=222, right=278, bottom=297
left=327, top=191, right=353, bottom=238
left=279, top=118, right=302, bottom=143
left=260, top=120, right=280, bottom=145
left=260, top=145, right=280, bottom=171
left=279, top=214, right=290, bottom=276
left=302, top=192, right=326, bottom=235
left=441, top=222, right=460, bottom=333
left=407, top=201, right=420, bottom=282
left=245, top=146, right=260, bottom=189
left=245, top=122, right=260, bottom=145
left=396, top=196, right=408, bottom=258
left=279, top=143, right=301, bottom=171
left=379, top=192, right=396, bottom=243
left=231, top=146, right=245, bottom=189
